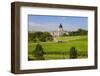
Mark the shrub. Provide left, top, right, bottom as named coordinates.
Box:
left=33, top=43, right=45, bottom=60
left=69, top=47, right=77, bottom=59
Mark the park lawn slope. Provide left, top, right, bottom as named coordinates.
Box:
left=28, top=35, right=88, bottom=60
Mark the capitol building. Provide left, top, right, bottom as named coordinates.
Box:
left=50, top=24, right=69, bottom=37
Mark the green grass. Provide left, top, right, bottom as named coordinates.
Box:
left=28, top=35, right=88, bottom=60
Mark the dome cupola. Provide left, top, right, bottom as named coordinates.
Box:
left=59, top=24, right=63, bottom=28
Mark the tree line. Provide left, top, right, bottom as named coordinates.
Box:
left=28, top=32, right=53, bottom=42
left=63, top=29, right=88, bottom=36
left=28, top=29, right=88, bottom=42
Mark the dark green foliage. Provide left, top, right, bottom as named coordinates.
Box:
left=78, top=29, right=88, bottom=35
left=43, top=32, right=53, bottom=41
left=34, top=44, right=45, bottom=60
left=69, top=47, right=77, bottom=59
left=28, top=32, right=53, bottom=42
left=68, top=28, right=88, bottom=36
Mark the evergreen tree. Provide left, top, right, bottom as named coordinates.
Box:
left=34, top=43, right=45, bottom=60
left=69, top=47, right=77, bottom=59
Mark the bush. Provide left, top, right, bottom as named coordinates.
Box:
left=33, top=43, right=45, bottom=60
left=69, top=47, right=77, bottom=59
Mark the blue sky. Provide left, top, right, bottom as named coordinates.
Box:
left=28, top=15, right=88, bottom=32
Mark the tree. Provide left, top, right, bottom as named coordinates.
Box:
left=28, top=32, right=53, bottom=42
left=68, top=29, right=88, bottom=36
left=33, top=44, right=45, bottom=60
left=77, top=29, right=88, bottom=35
left=42, top=32, right=53, bottom=41
left=69, top=47, right=77, bottom=59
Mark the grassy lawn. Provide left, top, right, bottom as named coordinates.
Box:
left=28, top=35, right=88, bottom=60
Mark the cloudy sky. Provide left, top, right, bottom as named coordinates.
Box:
left=28, top=15, right=88, bottom=32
